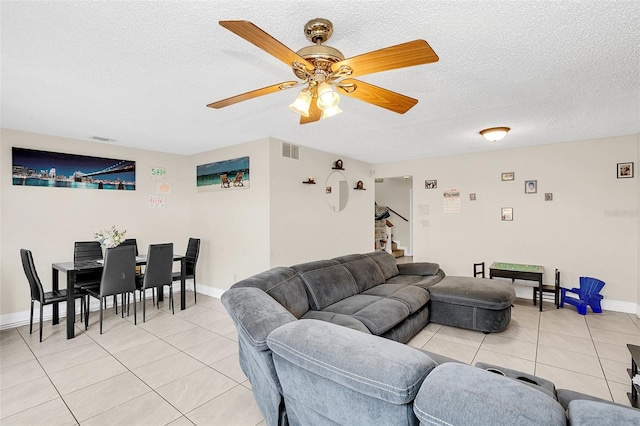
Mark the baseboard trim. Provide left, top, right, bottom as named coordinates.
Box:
left=0, top=279, right=209, bottom=331
left=4, top=283, right=635, bottom=330
left=514, top=286, right=638, bottom=315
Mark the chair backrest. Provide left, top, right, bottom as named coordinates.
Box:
left=143, top=243, right=174, bottom=289
left=100, top=245, right=136, bottom=297
left=120, top=238, right=139, bottom=256
left=555, top=269, right=560, bottom=287
left=74, top=241, right=103, bottom=262
left=20, top=249, right=44, bottom=302
left=579, top=276, right=605, bottom=298
left=185, top=238, right=200, bottom=276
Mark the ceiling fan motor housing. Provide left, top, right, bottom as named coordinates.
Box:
left=304, top=18, right=333, bottom=44
left=293, top=19, right=345, bottom=80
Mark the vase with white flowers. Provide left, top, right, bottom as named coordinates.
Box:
left=94, top=226, right=127, bottom=251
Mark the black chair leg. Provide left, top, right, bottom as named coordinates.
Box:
left=194, top=279, right=197, bottom=304
left=133, top=292, right=137, bottom=325
left=170, top=284, right=174, bottom=315
left=39, top=303, right=44, bottom=342
left=143, top=289, right=146, bottom=323
left=30, top=300, right=34, bottom=335
left=99, top=298, right=104, bottom=334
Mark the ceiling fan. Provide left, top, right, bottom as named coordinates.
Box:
left=207, top=18, right=439, bottom=124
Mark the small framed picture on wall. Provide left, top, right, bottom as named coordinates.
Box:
left=617, top=162, right=634, bottom=178
left=501, top=207, right=513, bottom=221
left=525, top=180, right=537, bottom=194
left=501, top=172, right=515, bottom=181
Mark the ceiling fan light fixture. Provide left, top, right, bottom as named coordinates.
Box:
left=289, top=90, right=313, bottom=117
left=321, top=105, right=343, bottom=119
left=316, top=82, right=340, bottom=111
left=480, top=127, right=510, bottom=142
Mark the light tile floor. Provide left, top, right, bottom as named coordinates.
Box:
left=1, top=292, right=639, bottom=425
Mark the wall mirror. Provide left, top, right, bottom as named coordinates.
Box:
left=325, top=171, right=349, bottom=212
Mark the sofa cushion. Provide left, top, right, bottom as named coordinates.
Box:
left=362, top=284, right=430, bottom=314
left=292, top=260, right=358, bottom=310
left=364, top=251, right=399, bottom=280
left=300, top=310, right=371, bottom=334
left=413, top=363, right=567, bottom=426
left=231, top=266, right=309, bottom=318
left=322, top=295, right=411, bottom=335
left=397, top=262, right=440, bottom=276
left=386, top=273, right=444, bottom=289
left=568, top=399, right=640, bottom=425
left=429, top=276, right=515, bottom=310
left=333, top=253, right=386, bottom=292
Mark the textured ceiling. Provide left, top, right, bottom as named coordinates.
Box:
left=1, top=1, right=639, bottom=164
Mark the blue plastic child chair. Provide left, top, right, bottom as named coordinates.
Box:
left=559, top=276, right=605, bottom=315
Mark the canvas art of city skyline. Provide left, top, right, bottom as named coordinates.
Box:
left=12, top=147, right=136, bottom=190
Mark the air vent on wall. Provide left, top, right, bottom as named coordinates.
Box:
left=282, top=142, right=300, bottom=160
left=90, top=136, right=117, bottom=142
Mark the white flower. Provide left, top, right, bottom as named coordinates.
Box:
left=94, top=226, right=127, bottom=248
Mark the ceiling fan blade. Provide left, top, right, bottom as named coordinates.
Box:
left=337, top=79, right=418, bottom=114
left=220, top=21, right=314, bottom=71
left=331, top=40, right=438, bottom=79
left=300, top=98, right=322, bottom=125
left=207, top=81, right=299, bottom=109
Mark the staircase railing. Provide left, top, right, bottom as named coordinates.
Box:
left=388, top=207, right=408, bottom=222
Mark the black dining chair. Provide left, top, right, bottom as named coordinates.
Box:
left=172, top=238, right=200, bottom=304
left=84, top=245, right=137, bottom=334
left=120, top=238, right=139, bottom=256
left=138, top=243, right=174, bottom=321
left=20, top=249, right=86, bottom=342
left=73, top=241, right=103, bottom=313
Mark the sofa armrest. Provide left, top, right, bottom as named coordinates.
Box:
left=268, top=319, right=436, bottom=405
left=221, top=287, right=297, bottom=351
left=568, top=399, right=640, bottom=425
left=414, top=363, right=567, bottom=426
left=398, top=262, right=440, bottom=276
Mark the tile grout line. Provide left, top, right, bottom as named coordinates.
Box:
left=75, top=297, right=243, bottom=424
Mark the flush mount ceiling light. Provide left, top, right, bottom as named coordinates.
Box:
left=480, top=127, right=510, bottom=142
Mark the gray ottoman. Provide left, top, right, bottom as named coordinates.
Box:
left=428, top=276, right=515, bottom=333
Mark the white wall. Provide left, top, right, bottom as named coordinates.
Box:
left=3, top=129, right=638, bottom=325
left=185, top=138, right=272, bottom=295
left=269, top=138, right=375, bottom=266
left=1, top=129, right=191, bottom=324
left=375, top=177, right=412, bottom=254
left=375, top=134, right=640, bottom=312
left=0, top=131, right=377, bottom=326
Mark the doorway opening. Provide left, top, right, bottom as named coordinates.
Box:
left=374, top=176, right=413, bottom=263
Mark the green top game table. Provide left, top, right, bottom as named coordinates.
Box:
left=489, top=262, right=545, bottom=311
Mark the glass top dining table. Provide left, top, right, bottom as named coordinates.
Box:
left=51, top=254, right=186, bottom=339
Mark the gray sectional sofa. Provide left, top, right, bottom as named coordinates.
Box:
left=266, top=319, right=640, bottom=425
left=222, top=251, right=517, bottom=424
